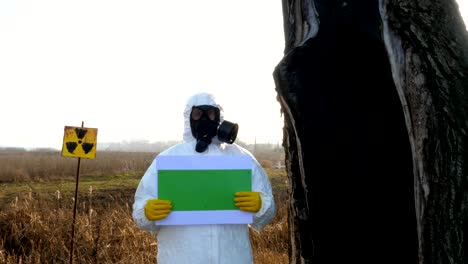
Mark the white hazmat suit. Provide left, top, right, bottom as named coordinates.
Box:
left=132, top=93, right=276, bottom=264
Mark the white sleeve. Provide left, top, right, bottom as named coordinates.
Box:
left=132, top=158, right=161, bottom=233
left=250, top=158, right=276, bottom=231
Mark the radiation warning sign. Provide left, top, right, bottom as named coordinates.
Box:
left=61, top=126, right=98, bottom=159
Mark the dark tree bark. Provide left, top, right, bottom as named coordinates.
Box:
left=273, top=0, right=468, bottom=263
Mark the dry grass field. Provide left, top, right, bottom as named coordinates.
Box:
left=0, top=150, right=288, bottom=263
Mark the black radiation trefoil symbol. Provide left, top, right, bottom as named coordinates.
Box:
left=66, top=128, right=94, bottom=154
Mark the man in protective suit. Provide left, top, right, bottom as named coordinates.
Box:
left=132, top=92, right=276, bottom=264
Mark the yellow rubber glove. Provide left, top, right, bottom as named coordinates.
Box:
left=144, top=199, right=172, bottom=221
left=234, top=191, right=262, bottom=213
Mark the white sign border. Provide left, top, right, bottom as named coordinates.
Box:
left=155, top=155, right=254, bottom=226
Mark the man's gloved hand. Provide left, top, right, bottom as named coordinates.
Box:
left=234, top=191, right=262, bottom=213
left=144, top=199, right=172, bottom=221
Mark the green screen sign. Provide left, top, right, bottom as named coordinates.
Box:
left=158, top=169, right=251, bottom=211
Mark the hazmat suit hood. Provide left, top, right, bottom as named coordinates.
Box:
left=182, top=92, right=224, bottom=144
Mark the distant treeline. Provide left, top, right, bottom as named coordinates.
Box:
left=0, top=140, right=283, bottom=154
left=98, top=140, right=283, bottom=153
left=0, top=147, right=56, bottom=153
left=97, top=140, right=181, bottom=153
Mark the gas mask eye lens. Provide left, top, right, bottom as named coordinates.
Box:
left=206, top=109, right=216, bottom=121
left=191, top=106, right=219, bottom=121
left=191, top=108, right=203, bottom=120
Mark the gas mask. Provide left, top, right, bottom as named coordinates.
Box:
left=190, top=105, right=239, bottom=153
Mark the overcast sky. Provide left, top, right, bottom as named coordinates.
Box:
left=0, top=1, right=467, bottom=149
left=0, top=0, right=285, bottom=149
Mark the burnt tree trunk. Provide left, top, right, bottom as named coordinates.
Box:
left=273, top=0, right=468, bottom=263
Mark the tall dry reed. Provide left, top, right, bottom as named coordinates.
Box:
left=0, top=149, right=288, bottom=263
left=0, top=186, right=288, bottom=263
left=0, top=188, right=156, bottom=263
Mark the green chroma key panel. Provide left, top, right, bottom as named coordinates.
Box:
left=158, top=169, right=251, bottom=211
